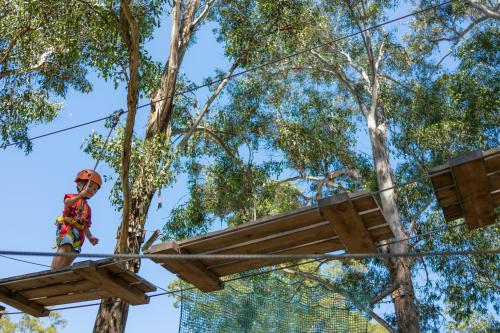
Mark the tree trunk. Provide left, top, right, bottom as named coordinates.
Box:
left=93, top=184, right=155, bottom=333
left=367, top=114, right=420, bottom=333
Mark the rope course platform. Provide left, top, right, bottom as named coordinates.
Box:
left=146, top=192, right=393, bottom=292
left=0, top=259, right=156, bottom=317
left=429, top=148, right=499, bottom=230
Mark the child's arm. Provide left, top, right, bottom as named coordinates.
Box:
left=64, top=190, right=90, bottom=207
left=84, top=228, right=99, bottom=245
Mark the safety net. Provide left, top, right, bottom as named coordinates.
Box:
left=177, top=270, right=371, bottom=333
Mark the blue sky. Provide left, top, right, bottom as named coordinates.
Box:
left=0, top=3, right=467, bottom=332
left=0, top=16, right=230, bottom=332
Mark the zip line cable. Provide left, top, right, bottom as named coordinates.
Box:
left=0, top=255, right=50, bottom=268
left=0, top=220, right=476, bottom=270
left=0, top=249, right=497, bottom=261
left=0, top=0, right=454, bottom=150
left=3, top=247, right=499, bottom=316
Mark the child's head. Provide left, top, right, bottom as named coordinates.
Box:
left=75, top=169, right=102, bottom=198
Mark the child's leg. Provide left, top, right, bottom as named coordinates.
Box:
left=51, top=244, right=75, bottom=270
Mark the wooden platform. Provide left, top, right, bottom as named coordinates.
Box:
left=429, top=148, right=499, bottom=230
left=0, top=259, right=156, bottom=317
left=146, top=191, right=393, bottom=292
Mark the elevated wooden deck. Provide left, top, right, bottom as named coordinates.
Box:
left=146, top=191, right=394, bottom=292
left=0, top=259, right=156, bottom=317
left=429, top=148, right=499, bottom=230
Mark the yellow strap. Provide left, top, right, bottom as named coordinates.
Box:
left=55, top=216, right=86, bottom=231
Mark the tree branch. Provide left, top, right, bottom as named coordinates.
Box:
left=0, top=26, right=33, bottom=65
left=0, top=47, right=54, bottom=79
left=173, top=126, right=240, bottom=161
left=177, top=53, right=242, bottom=148
left=465, top=0, right=500, bottom=20
left=339, top=50, right=371, bottom=89
left=381, top=73, right=417, bottom=95
left=191, top=0, right=217, bottom=30
left=406, top=198, right=433, bottom=236
left=370, top=283, right=399, bottom=305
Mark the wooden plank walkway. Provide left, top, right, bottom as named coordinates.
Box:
left=429, top=148, right=499, bottom=230
left=146, top=191, right=393, bottom=292
left=0, top=259, right=156, bottom=317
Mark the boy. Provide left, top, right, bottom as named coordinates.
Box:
left=51, top=169, right=100, bottom=270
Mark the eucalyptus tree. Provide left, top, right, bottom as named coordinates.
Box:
left=0, top=0, right=101, bottom=152
left=82, top=0, right=255, bottom=331
left=160, top=0, right=498, bottom=331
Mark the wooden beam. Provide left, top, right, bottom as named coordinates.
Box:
left=142, top=230, right=161, bottom=252
left=73, top=261, right=149, bottom=305
left=319, top=193, right=378, bottom=253
left=0, top=286, right=49, bottom=317
left=148, top=242, right=223, bottom=292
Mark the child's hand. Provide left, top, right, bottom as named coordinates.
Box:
left=89, top=236, right=99, bottom=246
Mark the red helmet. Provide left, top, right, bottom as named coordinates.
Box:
left=75, top=169, right=102, bottom=188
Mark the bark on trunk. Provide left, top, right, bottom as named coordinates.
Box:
left=367, top=115, right=420, bottom=333
left=93, top=186, right=155, bottom=333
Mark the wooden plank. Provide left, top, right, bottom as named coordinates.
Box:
left=435, top=187, right=460, bottom=208
left=178, top=207, right=322, bottom=253
left=38, top=289, right=110, bottom=306
left=111, top=272, right=157, bottom=293
left=488, top=171, right=500, bottom=193
left=359, top=210, right=387, bottom=229
left=180, top=206, right=318, bottom=244
left=351, top=193, right=378, bottom=212
left=492, top=191, right=500, bottom=207
left=103, top=263, right=157, bottom=293
left=0, top=286, right=49, bottom=317
left=451, top=158, right=495, bottom=230
left=73, top=261, right=149, bottom=305
left=369, top=226, right=395, bottom=243
left=210, top=237, right=344, bottom=276
left=319, top=193, right=378, bottom=253
left=0, top=270, right=77, bottom=291
left=484, top=148, right=500, bottom=173
left=442, top=204, right=464, bottom=222
left=21, top=279, right=94, bottom=299
left=429, top=171, right=454, bottom=189
left=151, top=243, right=223, bottom=292
left=199, top=221, right=335, bottom=267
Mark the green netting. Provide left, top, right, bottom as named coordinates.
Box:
left=178, top=272, right=370, bottom=333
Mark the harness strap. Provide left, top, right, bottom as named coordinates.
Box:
left=55, top=216, right=86, bottom=231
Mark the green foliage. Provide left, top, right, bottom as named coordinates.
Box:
left=0, top=0, right=93, bottom=152
left=0, top=0, right=164, bottom=152
left=84, top=126, right=175, bottom=211
left=0, top=313, right=66, bottom=333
